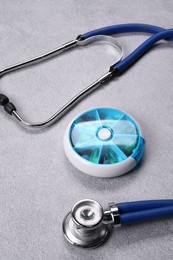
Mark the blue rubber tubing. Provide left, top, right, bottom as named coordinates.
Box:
left=115, top=29, right=173, bottom=72
left=83, top=24, right=173, bottom=73
left=83, top=24, right=168, bottom=39
left=117, top=200, right=173, bottom=214
left=120, top=205, right=173, bottom=225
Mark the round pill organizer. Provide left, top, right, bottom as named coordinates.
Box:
left=64, top=107, right=145, bottom=178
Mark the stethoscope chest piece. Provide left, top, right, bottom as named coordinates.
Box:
left=64, top=107, right=145, bottom=177
left=62, top=199, right=110, bottom=248
left=63, top=198, right=173, bottom=249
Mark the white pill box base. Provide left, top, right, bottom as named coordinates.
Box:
left=64, top=131, right=136, bottom=178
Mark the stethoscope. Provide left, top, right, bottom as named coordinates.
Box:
left=0, top=23, right=173, bottom=130
left=63, top=199, right=173, bottom=248
left=0, top=23, right=173, bottom=249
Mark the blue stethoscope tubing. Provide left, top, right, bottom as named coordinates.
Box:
left=83, top=24, right=173, bottom=73
left=117, top=200, right=173, bottom=225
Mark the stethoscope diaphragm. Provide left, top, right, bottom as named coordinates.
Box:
left=62, top=199, right=110, bottom=248
left=64, top=107, right=145, bottom=177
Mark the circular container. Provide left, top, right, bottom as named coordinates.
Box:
left=64, top=107, right=145, bottom=178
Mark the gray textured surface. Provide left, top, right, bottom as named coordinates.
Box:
left=0, top=1, right=173, bottom=259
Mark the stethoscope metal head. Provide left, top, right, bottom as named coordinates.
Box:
left=71, top=199, right=104, bottom=228
left=63, top=199, right=109, bottom=248
left=62, top=198, right=173, bottom=248
left=62, top=199, right=120, bottom=248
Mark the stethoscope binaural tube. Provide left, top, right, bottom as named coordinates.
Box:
left=0, top=24, right=173, bottom=129
left=63, top=199, right=173, bottom=248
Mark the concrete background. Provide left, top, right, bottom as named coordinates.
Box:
left=0, top=0, right=173, bottom=259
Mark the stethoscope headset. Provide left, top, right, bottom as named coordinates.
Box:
left=0, top=23, right=173, bottom=129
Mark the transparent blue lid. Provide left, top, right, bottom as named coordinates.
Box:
left=69, top=108, right=144, bottom=165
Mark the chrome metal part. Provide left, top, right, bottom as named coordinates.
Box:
left=109, top=203, right=121, bottom=226
left=71, top=199, right=104, bottom=228
left=103, top=203, right=121, bottom=225
left=0, top=35, right=123, bottom=130
left=63, top=211, right=109, bottom=248
left=12, top=71, right=113, bottom=129
left=62, top=199, right=120, bottom=248
left=62, top=199, right=110, bottom=248
left=0, top=40, right=78, bottom=77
